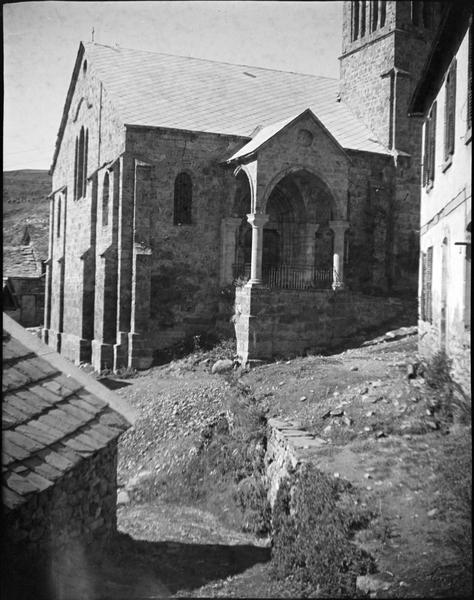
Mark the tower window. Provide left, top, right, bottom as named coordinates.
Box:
left=360, top=1, right=366, bottom=37
left=371, top=1, right=378, bottom=33
left=102, top=172, right=110, bottom=227
left=380, top=1, right=386, bottom=27
left=423, top=101, right=437, bottom=187
left=352, top=1, right=360, bottom=41
left=173, top=172, right=192, bottom=225
left=444, top=59, right=457, bottom=161
left=411, top=1, right=421, bottom=27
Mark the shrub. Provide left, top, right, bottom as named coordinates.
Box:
left=423, top=351, right=471, bottom=424
left=272, top=464, right=375, bottom=597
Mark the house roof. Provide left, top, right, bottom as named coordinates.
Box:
left=226, top=108, right=349, bottom=163
left=408, top=1, right=472, bottom=116
left=2, top=314, right=136, bottom=511
left=51, top=42, right=389, bottom=172
left=3, top=245, right=44, bottom=279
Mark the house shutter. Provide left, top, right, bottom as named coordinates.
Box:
left=423, top=118, right=430, bottom=186
left=420, top=252, right=426, bottom=320
left=468, top=22, right=472, bottom=131
left=426, top=246, right=433, bottom=323
left=429, top=102, right=437, bottom=183
left=444, top=60, right=457, bottom=160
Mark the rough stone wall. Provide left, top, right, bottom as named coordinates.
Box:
left=4, top=441, right=118, bottom=596
left=235, top=286, right=410, bottom=361
left=346, top=150, right=420, bottom=294
left=124, top=126, right=245, bottom=353
left=265, top=418, right=328, bottom=508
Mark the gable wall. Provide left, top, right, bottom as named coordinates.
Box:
left=49, top=56, right=125, bottom=359
left=254, top=112, right=349, bottom=217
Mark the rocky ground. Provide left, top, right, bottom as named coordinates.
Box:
left=96, top=327, right=471, bottom=598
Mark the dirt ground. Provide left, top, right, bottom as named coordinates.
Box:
left=102, top=327, right=471, bottom=599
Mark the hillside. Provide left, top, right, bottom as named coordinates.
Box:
left=3, top=169, right=52, bottom=260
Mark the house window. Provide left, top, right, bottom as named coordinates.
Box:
left=422, top=3, right=432, bottom=28
left=102, top=172, right=110, bottom=227
left=423, top=101, right=437, bottom=187
left=173, top=172, right=192, bottom=225
left=444, top=59, right=457, bottom=161
left=420, top=246, right=433, bottom=323
left=74, top=126, right=88, bottom=200
left=352, top=1, right=360, bottom=41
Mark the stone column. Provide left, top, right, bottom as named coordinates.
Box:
left=329, top=220, right=350, bottom=290
left=246, top=213, right=269, bottom=287
left=220, top=217, right=242, bottom=285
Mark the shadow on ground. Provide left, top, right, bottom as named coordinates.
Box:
left=4, top=533, right=271, bottom=599
left=110, top=532, right=271, bottom=596
left=98, top=377, right=133, bottom=390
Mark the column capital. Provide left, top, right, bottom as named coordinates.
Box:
left=329, top=219, right=350, bottom=233
left=247, top=212, right=269, bottom=228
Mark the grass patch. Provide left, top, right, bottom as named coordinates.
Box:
left=272, top=463, right=375, bottom=597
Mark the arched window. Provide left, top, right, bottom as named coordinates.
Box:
left=173, top=172, right=192, bottom=225
left=57, top=196, right=61, bottom=237
left=74, top=126, right=88, bottom=200
left=102, top=172, right=110, bottom=226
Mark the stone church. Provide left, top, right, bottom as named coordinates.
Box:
left=44, top=1, right=444, bottom=370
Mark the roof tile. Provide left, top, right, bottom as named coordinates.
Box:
left=4, top=472, right=39, bottom=496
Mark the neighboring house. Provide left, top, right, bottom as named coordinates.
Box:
left=408, top=1, right=471, bottom=393
left=2, top=313, right=136, bottom=599
left=3, top=240, right=45, bottom=327
left=44, top=2, right=445, bottom=370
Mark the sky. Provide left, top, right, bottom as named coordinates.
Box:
left=3, top=1, right=343, bottom=172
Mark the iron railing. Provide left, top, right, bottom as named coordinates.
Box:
left=232, top=262, right=338, bottom=290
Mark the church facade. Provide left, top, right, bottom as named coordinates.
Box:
left=44, top=1, right=444, bottom=370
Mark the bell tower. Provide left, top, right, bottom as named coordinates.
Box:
left=339, top=1, right=445, bottom=155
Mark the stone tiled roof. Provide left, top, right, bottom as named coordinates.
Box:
left=3, top=245, right=43, bottom=279
left=84, top=43, right=388, bottom=155
left=2, top=315, right=136, bottom=511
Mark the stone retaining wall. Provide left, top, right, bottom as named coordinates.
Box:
left=265, top=417, right=328, bottom=508
left=235, top=287, right=411, bottom=362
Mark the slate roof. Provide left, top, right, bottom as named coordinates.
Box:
left=3, top=245, right=43, bottom=279
left=2, top=314, right=135, bottom=511
left=82, top=43, right=388, bottom=155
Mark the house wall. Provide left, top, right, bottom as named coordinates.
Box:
left=3, top=441, right=118, bottom=599
left=418, top=29, right=471, bottom=393
left=8, top=277, right=45, bottom=327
